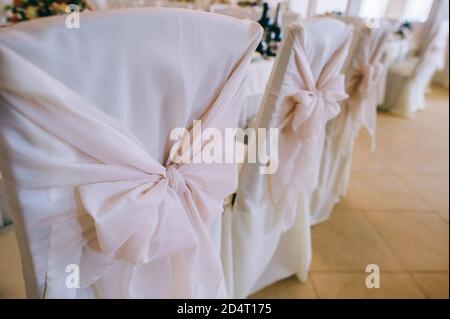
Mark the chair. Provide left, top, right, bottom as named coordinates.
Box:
left=210, top=4, right=261, bottom=21
left=0, top=8, right=262, bottom=298
left=310, top=17, right=392, bottom=225
left=221, top=18, right=353, bottom=298
left=382, top=21, right=449, bottom=116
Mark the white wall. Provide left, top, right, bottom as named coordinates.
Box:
left=385, top=0, right=407, bottom=19
left=346, top=0, right=362, bottom=15
left=288, top=0, right=310, bottom=18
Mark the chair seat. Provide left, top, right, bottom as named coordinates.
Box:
left=389, top=56, right=420, bottom=77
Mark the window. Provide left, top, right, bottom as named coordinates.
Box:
left=315, top=0, right=348, bottom=15
left=402, top=0, right=434, bottom=22
left=359, top=0, right=389, bottom=19
left=289, top=0, right=310, bottom=19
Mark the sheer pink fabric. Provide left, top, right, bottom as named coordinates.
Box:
left=0, top=8, right=262, bottom=298
left=331, top=17, right=392, bottom=154
left=266, top=21, right=352, bottom=230
left=221, top=19, right=353, bottom=298
left=309, top=18, right=391, bottom=225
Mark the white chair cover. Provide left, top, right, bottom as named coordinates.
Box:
left=382, top=21, right=449, bottom=116
left=91, top=0, right=197, bottom=9
left=0, top=8, right=261, bottom=298
left=377, top=35, right=412, bottom=105
left=310, top=17, right=392, bottom=225
left=210, top=4, right=262, bottom=21
left=221, top=18, right=353, bottom=298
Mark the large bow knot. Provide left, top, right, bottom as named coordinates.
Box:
left=349, top=62, right=383, bottom=98
left=290, top=75, right=347, bottom=135
left=78, top=163, right=205, bottom=267
left=166, top=165, right=188, bottom=195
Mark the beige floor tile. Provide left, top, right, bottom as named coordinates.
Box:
left=412, top=273, right=449, bottom=299
left=346, top=172, right=430, bottom=211
left=249, top=276, right=317, bottom=299
left=0, top=226, right=26, bottom=299
left=376, top=117, right=425, bottom=147
left=365, top=212, right=449, bottom=272
left=311, top=273, right=425, bottom=299
left=413, top=106, right=449, bottom=137
left=350, top=147, right=388, bottom=173
left=397, top=174, right=449, bottom=212
left=435, top=211, right=449, bottom=224
left=311, top=209, right=403, bottom=272
left=372, top=144, right=447, bottom=175
left=377, top=127, right=449, bottom=174
left=377, top=113, right=423, bottom=135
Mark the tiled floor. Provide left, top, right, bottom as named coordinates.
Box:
left=251, top=86, right=449, bottom=299
left=0, top=87, right=448, bottom=299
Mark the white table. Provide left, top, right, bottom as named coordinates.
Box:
left=240, top=57, right=274, bottom=128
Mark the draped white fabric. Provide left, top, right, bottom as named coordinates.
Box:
left=210, top=4, right=262, bottom=21
left=1, top=2, right=447, bottom=301
left=0, top=8, right=262, bottom=298
left=310, top=17, right=392, bottom=225
left=221, top=18, right=353, bottom=298
left=240, top=58, right=275, bottom=128
left=377, top=35, right=413, bottom=105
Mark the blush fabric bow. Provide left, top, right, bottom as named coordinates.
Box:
left=333, top=60, right=383, bottom=155
left=290, top=75, right=347, bottom=138
left=268, top=41, right=349, bottom=231
left=0, top=42, right=249, bottom=298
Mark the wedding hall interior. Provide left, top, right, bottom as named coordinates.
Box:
left=0, top=0, right=448, bottom=299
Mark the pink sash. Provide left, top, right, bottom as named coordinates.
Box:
left=0, top=20, right=261, bottom=297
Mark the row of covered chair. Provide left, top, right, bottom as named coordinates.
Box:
left=0, top=7, right=447, bottom=298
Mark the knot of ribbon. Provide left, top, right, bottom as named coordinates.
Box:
left=166, top=165, right=188, bottom=195
left=349, top=62, right=383, bottom=100
left=289, top=75, right=347, bottom=137
left=78, top=163, right=208, bottom=267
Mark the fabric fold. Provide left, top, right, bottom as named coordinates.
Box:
left=268, top=29, right=351, bottom=231
left=0, top=8, right=263, bottom=298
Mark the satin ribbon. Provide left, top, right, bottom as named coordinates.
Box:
left=289, top=74, right=347, bottom=137
left=348, top=62, right=383, bottom=104
left=78, top=164, right=198, bottom=266
left=339, top=61, right=383, bottom=154
left=0, top=42, right=251, bottom=297
left=272, top=75, right=347, bottom=231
